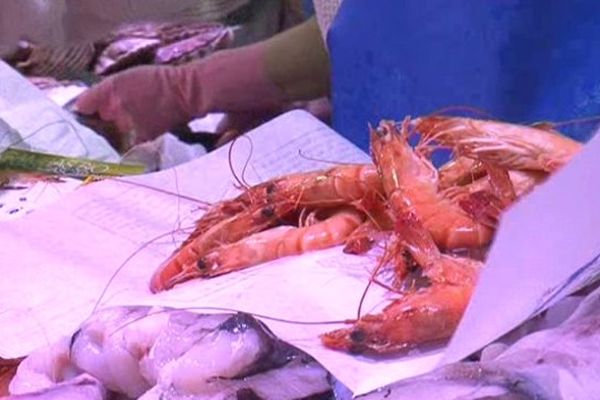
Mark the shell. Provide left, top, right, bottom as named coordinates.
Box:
left=2, top=21, right=234, bottom=80
left=93, top=21, right=234, bottom=76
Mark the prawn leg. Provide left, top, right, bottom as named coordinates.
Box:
left=484, top=162, right=516, bottom=205
left=458, top=162, right=517, bottom=227
left=343, top=220, right=379, bottom=255
left=437, top=156, right=486, bottom=190
left=343, top=194, right=394, bottom=255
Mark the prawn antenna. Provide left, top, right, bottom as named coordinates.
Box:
left=91, top=226, right=195, bottom=314
left=428, top=105, right=496, bottom=120
left=357, top=242, right=391, bottom=319
left=107, top=306, right=348, bottom=337
left=297, top=149, right=348, bottom=166
left=113, top=177, right=211, bottom=207
left=227, top=135, right=253, bottom=190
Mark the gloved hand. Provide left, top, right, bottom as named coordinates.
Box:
left=74, top=43, right=288, bottom=149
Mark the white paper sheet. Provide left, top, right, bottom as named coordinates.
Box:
left=0, top=60, right=118, bottom=161
left=0, top=111, right=443, bottom=396
left=0, top=177, right=82, bottom=221
left=442, top=130, right=600, bottom=365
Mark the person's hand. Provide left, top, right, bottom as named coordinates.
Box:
left=75, top=43, right=288, bottom=151
left=74, top=65, right=195, bottom=148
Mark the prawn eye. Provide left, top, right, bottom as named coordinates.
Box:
left=265, top=183, right=276, bottom=194
left=196, top=259, right=207, bottom=270
left=349, top=328, right=366, bottom=343
left=261, top=206, right=275, bottom=218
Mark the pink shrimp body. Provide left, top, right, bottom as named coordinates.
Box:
left=370, top=119, right=493, bottom=249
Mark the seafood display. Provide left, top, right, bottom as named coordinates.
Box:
left=1, top=111, right=591, bottom=398
left=3, top=21, right=234, bottom=80
left=149, top=115, right=582, bottom=355
left=4, top=306, right=333, bottom=400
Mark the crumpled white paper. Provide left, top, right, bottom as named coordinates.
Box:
left=122, top=133, right=207, bottom=172
left=0, top=60, right=119, bottom=162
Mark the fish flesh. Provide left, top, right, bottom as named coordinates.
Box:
left=2, top=375, right=107, bottom=400
left=7, top=307, right=333, bottom=400
left=8, top=338, right=81, bottom=395
left=138, top=312, right=333, bottom=399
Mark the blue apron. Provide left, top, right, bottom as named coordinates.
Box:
left=327, top=0, right=600, bottom=155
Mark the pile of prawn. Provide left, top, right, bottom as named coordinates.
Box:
left=149, top=115, right=582, bottom=355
